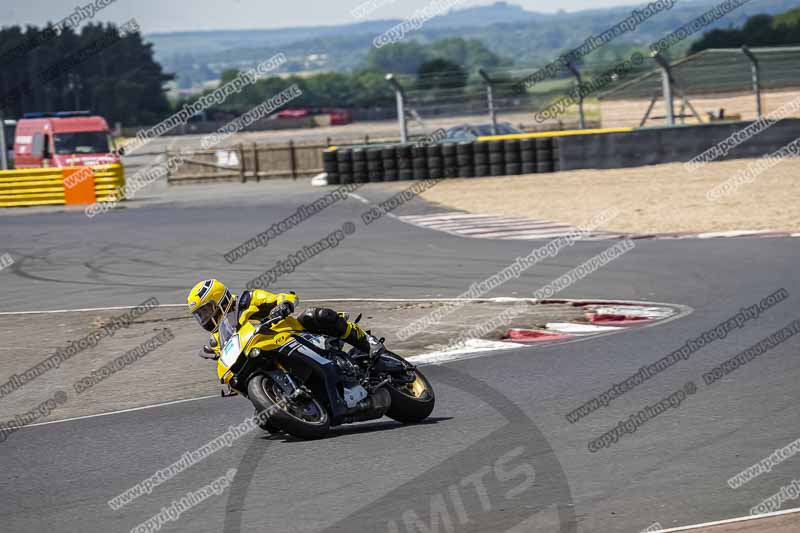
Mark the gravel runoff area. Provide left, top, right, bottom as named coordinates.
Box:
left=0, top=300, right=583, bottom=422
left=420, top=157, right=800, bottom=235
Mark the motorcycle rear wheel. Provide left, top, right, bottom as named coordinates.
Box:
left=248, top=374, right=330, bottom=440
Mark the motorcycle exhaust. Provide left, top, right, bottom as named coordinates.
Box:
left=342, top=387, right=391, bottom=424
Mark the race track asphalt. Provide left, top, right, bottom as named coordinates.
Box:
left=0, top=183, right=798, bottom=533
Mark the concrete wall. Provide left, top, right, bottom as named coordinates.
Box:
left=558, top=118, right=800, bottom=171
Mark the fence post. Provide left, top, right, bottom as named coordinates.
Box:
left=385, top=73, right=408, bottom=143
left=163, top=147, right=171, bottom=182
left=289, top=140, right=297, bottom=180
left=0, top=111, right=8, bottom=171
left=252, top=143, right=260, bottom=182
left=654, top=53, right=675, bottom=126
left=565, top=61, right=586, bottom=129
left=478, top=69, right=498, bottom=135
left=741, top=46, right=763, bottom=119
left=238, top=143, right=246, bottom=183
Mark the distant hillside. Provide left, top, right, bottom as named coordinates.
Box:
left=148, top=0, right=799, bottom=88
left=146, top=2, right=543, bottom=58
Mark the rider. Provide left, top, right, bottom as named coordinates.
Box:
left=186, top=279, right=379, bottom=357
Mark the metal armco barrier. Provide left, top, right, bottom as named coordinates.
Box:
left=0, top=164, right=125, bottom=208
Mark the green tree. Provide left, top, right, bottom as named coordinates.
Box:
left=429, top=38, right=505, bottom=70
left=416, top=59, right=468, bottom=91
left=352, top=70, right=395, bottom=107
left=0, top=22, right=173, bottom=124
left=689, top=9, right=800, bottom=54
left=365, top=41, right=431, bottom=74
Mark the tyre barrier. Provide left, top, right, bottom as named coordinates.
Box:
left=381, top=147, right=397, bottom=182
left=323, top=138, right=560, bottom=183
left=323, top=149, right=339, bottom=185
left=336, top=149, right=352, bottom=184
left=536, top=138, right=555, bottom=174
left=367, top=147, right=384, bottom=183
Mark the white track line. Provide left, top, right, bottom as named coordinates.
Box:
left=399, top=213, right=496, bottom=223
left=477, top=229, right=580, bottom=239
left=444, top=223, right=575, bottom=234
left=413, top=219, right=565, bottom=231
left=545, top=322, right=623, bottom=334
left=21, top=396, right=219, bottom=430
left=0, top=304, right=187, bottom=315
left=651, top=506, right=800, bottom=532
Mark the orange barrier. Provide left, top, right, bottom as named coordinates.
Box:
left=63, top=167, right=97, bottom=205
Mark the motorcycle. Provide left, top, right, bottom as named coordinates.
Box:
left=210, top=303, right=435, bottom=439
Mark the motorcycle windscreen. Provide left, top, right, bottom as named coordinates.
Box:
left=218, top=311, right=239, bottom=345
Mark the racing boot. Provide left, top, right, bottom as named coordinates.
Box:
left=340, top=319, right=370, bottom=354
left=361, top=334, right=407, bottom=374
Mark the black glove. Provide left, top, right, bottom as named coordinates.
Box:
left=269, top=302, right=294, bottom=321
left=198, top=346, right=219, bottom=360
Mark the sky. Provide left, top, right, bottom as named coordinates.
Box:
left=2, top=0, right=661, bottom=33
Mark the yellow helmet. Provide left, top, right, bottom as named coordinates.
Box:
left=187, top=279, right=234, bottom=333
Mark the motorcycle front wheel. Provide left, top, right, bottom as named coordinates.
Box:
left=248, top=374, right=330, bottom=440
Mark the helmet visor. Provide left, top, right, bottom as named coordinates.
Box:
left=192, top=302, right=221, bottom=332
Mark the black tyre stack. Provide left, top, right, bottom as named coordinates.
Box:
left=382, top=147, right=398, bottom=181
left=367, top=147, right=384, bottom=182
left=337, top=149, right=353, bottom=184
left=456, top=142, right=474, bottom=178
left=352, top=148, right=368, bottom=183
left=552, top=138, right=561, bottom=172
left=473, top=141, right=489, bottom=177
left=397, top=145, right=413, bottom=181
left=536, top=138, right=555, bottom=174
left=488, top=140, right=505, bottom=176
left=521, top=138, right=537, bottom=174
left=426, top=144, right=443, bottom=179
left=326, top=136, right=558, bottom=185
left=412, top=145, right=428, bottom=180
left=323, top=150, right=339, bottom=185
left=441, top=143, right=458, bottom=178
left=504, top=139, right=522, bottom=175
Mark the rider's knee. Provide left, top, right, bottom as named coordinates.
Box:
left=298, top=307, right=348, bottom=336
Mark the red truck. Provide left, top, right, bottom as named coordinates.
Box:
left=12, top=111, right=120, bottom=169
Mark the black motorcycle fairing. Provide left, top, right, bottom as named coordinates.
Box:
left=274, top=334, right=353, bottom=425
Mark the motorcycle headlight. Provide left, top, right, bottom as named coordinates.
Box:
left=249, top=348, right=261, bottom=358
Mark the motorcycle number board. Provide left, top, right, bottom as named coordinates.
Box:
left=221, top=334, right=241, bottom=367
